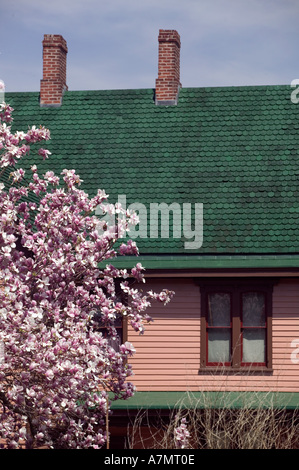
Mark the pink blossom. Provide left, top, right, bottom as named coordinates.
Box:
left=0, top=102, right=174, bottom=449
left=174, top=417, right=190, bottom=449
left=119, top=342, right=136, bottom=356
left=38, top=148, right=51, bottom=160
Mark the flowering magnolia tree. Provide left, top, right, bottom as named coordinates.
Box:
left=0, top=102, right=173, bottom=449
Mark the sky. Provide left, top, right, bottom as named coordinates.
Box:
left=0, top=0, right=299, bottom=93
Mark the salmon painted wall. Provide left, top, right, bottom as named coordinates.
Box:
left=128, top=277, right=299, bottom=393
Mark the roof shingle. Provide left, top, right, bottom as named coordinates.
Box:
left=5, top=84, right=299, bottom=259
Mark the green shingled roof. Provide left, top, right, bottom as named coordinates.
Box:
left=5, top=85, right=299, bottom=264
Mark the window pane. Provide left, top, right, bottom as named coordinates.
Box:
left=208, top=329, right=231, bottom=363
left=114, top=316, right=122, bottom=327
left=109, top=329, right=122, bottom=351
left=100, top=327, right=122, bottom=351
left=97, top=313, right=123, bottom=352
left=0, top=341, right=4, bottom=364
left=242, top=292, right=265, bottom=326
left=242, top=329, right=266, bottom=363
left=208, top=293, right=231, bottom=326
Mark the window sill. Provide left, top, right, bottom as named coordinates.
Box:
left=199, top=367, right=273, bottom=375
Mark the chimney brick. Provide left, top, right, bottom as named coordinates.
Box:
left=40, top=34, right=68, bottom=107
left=155, top=30, right=181, bottom=105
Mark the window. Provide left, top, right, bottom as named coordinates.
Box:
left=98, top=314, right=127, bottom=352
left=95, top=283, right=128, bottom=352
left=199, top=279, right=274, bottom=370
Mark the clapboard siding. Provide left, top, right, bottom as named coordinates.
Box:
left=127, top=278, right=299, bottom=393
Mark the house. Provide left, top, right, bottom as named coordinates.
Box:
left=5, top=31, right=299, bottom=448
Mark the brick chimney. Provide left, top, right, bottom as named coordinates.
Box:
left=155, top=29, right=181, bottom=106
left=40, top=34, right=68, bottom=107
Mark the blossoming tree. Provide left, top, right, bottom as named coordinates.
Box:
left=0, top=102, right=173, bottom=449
